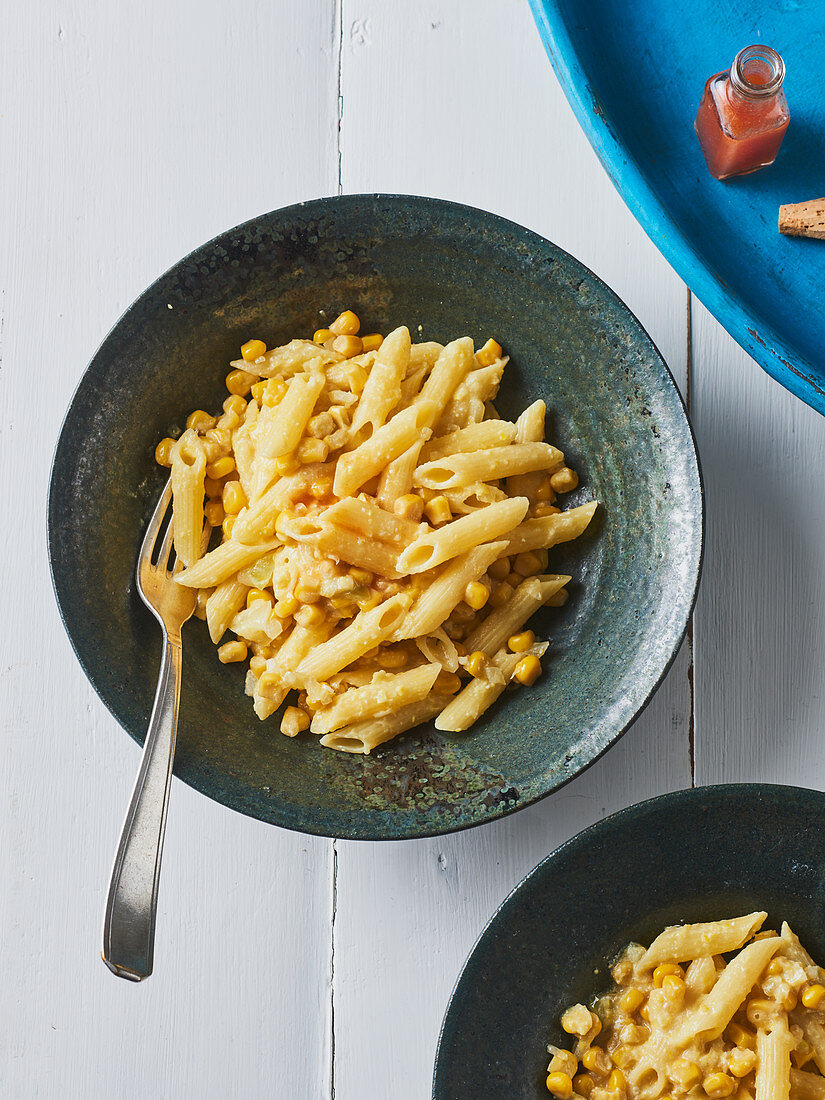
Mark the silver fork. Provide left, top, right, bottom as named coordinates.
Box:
left=102, top=481, right=202, bottom=981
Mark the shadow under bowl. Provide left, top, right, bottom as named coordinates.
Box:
left=48, top=194, right=703, bottom=840
left=433, top=783, right=825, bottom=1098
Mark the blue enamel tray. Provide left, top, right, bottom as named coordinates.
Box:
left=529, top=1, right=825, bottom=415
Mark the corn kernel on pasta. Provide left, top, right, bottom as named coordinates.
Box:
left=545, top=914, right=825, bottom=1100
left=157, top=311, right=598, bottom=754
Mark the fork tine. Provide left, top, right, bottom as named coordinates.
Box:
left=157, top=515, right=175, bottom=572
left=138, top=480, right=173, bottom=567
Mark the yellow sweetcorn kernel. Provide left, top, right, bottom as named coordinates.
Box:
left=573, top=1075, right=595, bottom=1097
left=668, top=1060, right=701, bottom=1091
left=206, top=455, right=236, bottom=480
left=508, top=629, right=536, bottom=654
left=332, top=334, right=362, bottom=357
left=533, top=502, right=561, bottom=517
left=204, top=499, right=225, bottom=526
left=218, top=640, right=247, bottom=663
left=274, top=596, right=299, bottom=619
left=378, top=648, right=407, bottom=669
left=724, top=1024, right=755, bottom=1051
left=361, top=332, right=383, bottom=352
left=295, top=604, right=325, bottom=628
left=562, top=1006, right=596, bottom=1037
left=247, top=589, right=274, bottom=609
left=476, top=338, right=503, bottom=366
left=727, top=1048, right=756, bottom=1078
left=204, top=476, right=223, bottom=498
left=250, top=380, right=267, bottom=403
left=187, top=409, right=216, bottom=432
left=611, top=1047, right=634, bottom=1069
left=488, top=557, right=511, bottom=582
left=802, top=983, right=825, bottom=1009
left=276, top=453, right=300, bottom=476
left=249, top=654, right=267, bottom=676
left=224, top=393, right=248, bottom=418
left=394, top=494, right=425, bottom=522
left=490, top=581, right=515, bottom=609
left=241, top=338, right=267, bottom=362
left=551, top=466, right=579, bottom=493
left=619, top=1023, right=648, bottom=1045
left=513, top=550, right=544, bottom=577
left=295, top=580, right=321, bottom=604
left=297, top=437, right=329, bottom=465
left=222, top=515, right=236, bottom=539
left=465, top=651, right=488, bottom=678
left=349, top=568, right=374, bottom=587
left=155, top=437, right=176, bottom=467
left=548, top=1049, right=578, bottom=1078
left=545, top=1072, right=573, bottom=1099
left=607, top=1070, right=626, bottom=1093
left=434, top=671, right=462, bottom=695
left=226, top=368, right=256, bottom=397
left=424, top=495, right=452, bottom=525
left=222, top=480, right=248, bottom=515
left=463, top=581, right=490, bottom=611
left=346, top=362, right=369, bottom=394
left=582, top=1048, right=612, bottom=1076
left=263, top=377, right=288, bottom=407
left=653, top=963, right=683, bottom=988
left=218, top=409, right=242, bottom=433
left=746, top=998, right=777, bottom=1028
left=661, top=974, right=686, bottom=1004
left=330, top=309, right=360, bottom=335
left=281, top=706, right=310, bottom=737
left=702, top=1073, right=735, bottom=1099
left=618, top=987, right=645, bottom=1015
left=313, top=327, right=334, bottom=345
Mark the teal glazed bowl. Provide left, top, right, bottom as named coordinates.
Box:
left=433, top=784, right=825, bottom=1099
left=48, top=194, right=703, bottom=840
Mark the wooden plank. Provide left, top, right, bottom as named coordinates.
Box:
left=690, top=299, right=825, bottom=785
left=333, top=2, right=692, bottom=1097
left=0, top=1, right=338, bottom=1096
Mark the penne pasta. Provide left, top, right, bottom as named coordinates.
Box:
left=501, top=501, right=598, bottom=556
left=464, top=574, right=570, bottom=656
left=156, top=321, right=597, bottom=750
left=638, top=913, right=768, bottom=970
left=349, top=325, right=410, bottom=442
left=309, top=662, right=440, bottom=734
left=319, top=695, right=450, bottom=755
left=295, top=594, right=411, bottom=683
left=205, top=578, right=248, bottom=644
left=394, top=541, right=508, bottom=640
left=175, top=538, right=279, bottom=588
left=414, top=442, right=564, bottom=491
left=396, top=497, right=529, bottom=574
left=170, top=429, right=206, bottom=567
left=333, top=400, right=435, bottom=498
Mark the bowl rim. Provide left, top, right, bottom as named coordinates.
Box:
left=432, top=781, right=825, bottom=1095
left=48, top=192, right=705, bottom=841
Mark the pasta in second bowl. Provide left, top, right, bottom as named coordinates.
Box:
left=48, top=194, right=702, bottom=839
left=433, top=785, right=825, bottom=1098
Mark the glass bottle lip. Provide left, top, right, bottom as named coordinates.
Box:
left=730, top=44, right=785, bottom=99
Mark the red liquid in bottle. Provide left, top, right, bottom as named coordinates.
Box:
left=695, top=45, right=789, bottom=180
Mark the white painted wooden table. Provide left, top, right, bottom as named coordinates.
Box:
left=4, top=2, right=825, bottom=1097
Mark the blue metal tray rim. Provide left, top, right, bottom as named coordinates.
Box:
left=528, top=0, right=825, bottom=416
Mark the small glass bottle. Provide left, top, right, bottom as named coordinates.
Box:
left=695, top=44, right=789, bottom=180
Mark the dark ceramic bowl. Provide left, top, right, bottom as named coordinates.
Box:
left=48, top=194, right=702, bottom=840
left=433, top=784, right=825, bottom=1099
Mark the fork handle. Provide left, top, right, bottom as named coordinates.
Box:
left=102, top=631, right=182, bottom=980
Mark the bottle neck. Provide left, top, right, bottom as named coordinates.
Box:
left=729, top=44, right=785, bottom=103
